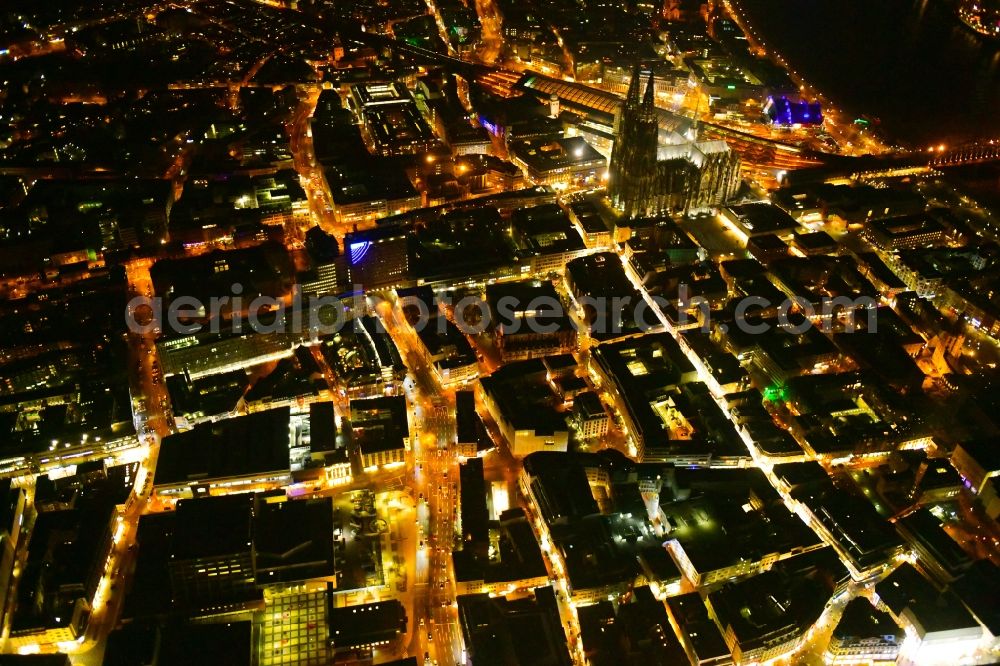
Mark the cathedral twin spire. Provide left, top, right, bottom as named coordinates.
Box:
left=610, top=61, right=741, bottom=218
left=624, top=62, right=656, bottom=113
left=625, top=62, right=642, bottom=105
left=609, top=62, right=659, bottom=218
left=641, top=66, right=656, bottom=111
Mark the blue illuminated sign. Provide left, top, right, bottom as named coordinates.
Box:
left=350, top=241, right=372, bottom=265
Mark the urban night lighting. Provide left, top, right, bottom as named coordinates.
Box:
left=0, top=0, right=999, bottom=664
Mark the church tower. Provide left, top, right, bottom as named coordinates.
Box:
left=608, top=66, right=659, bottom=218
left=610, top=65, right=741, bottom=218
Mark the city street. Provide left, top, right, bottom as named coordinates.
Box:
left=3, top=1, right=1000, bottom=664
left=64, top=259, right=174, bottom=663
left=377, top=292, right=466, bottom=666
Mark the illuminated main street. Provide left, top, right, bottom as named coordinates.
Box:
left=64, top=259, right=173, bottom=663
left=472, top=0, right=503, bottom=65
left=375, top=293, right=465, bottom=666
left=287, top=87, right=338, bottom=235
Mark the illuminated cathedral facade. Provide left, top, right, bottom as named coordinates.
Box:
left=608, top=66, right=741, bottom=218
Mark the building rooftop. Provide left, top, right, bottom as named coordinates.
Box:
left=955, top=438, right=1000, bottom=475
left=455, top=391, right=489, bottom=452
left=952, top=559, right=1000, bottom=637
left=615, top=586, right=688, bottom=663
left=457, top=587, right=572, bottom=666
left=459, top=457, right=489, bottom=547
left=172, top=494, right=253, bottom=561
left=350, top=395, right=409, bottom=455
left=154, top=408, right=292, bottom=486
left=666, top=593, right=732, bottom=665
left=577, top=601, right=621, bottom=666
left=574, top=391, right=606, bottom=420
left=875, top=563, right=982, bottom=639
left=522, top=452, right=602, bottom=523
left=479, top=359, right=568, bottom=435
left=485, top=279, right=574, bottom=336
left=832, top=597, right=901, bottom=644
left=710, top=572, right=815, bottom=652
left=866, top=213, right=946, bottom=245
left=508, top=136, right=605, bottom=175
left=772, top=461, right=830, bottom=491
left=661, top=468, right=823, bottom=577
left=121, top=513, right=176, bottom=620
left=159, top=622, right=252, bottom=665
left=724, top=202, right=801, bottom=237
left=510, top=204, right=587, bottom=257
left=309, top=401, right=339, bottom=454
left=790, top=230, right=838, bottom=253
left=324, top=162, right=418, bottom=206
left=167, top=370, right=248, bottom=423
left=453, top=506, right=548, bottom=587
left=254, top=498, right=336, bottom=583
left=326, top=598, right=407, bottom=650
left=792, top=480, right=903, bottom=572
left=680, top=330, right=747, bottom=388
left=897, top=508, right=972, bottom=580
left=150, top=241, right=293, bottom=308
left=515, top=72, right=694, bottom=138
left=408, top=207, right=517, bottom=282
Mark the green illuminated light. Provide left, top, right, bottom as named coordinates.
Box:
left=763, top=383, right=789, bottom=402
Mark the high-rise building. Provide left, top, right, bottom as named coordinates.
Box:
left=343, top=225, right=411, bottom=289
left=608, top=66, right=741, bottom=217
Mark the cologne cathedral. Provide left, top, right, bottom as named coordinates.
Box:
left=608, top=66, right=741, bottom=218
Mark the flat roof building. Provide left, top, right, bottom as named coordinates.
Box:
left=254, top=498, right=336, bottom=584
left=153, top=408, right=293, bottom=499
left=705, top=550, right=844, bottom=664
left=952, top=438, right=1000, bottom=495
left=350, top=82, right=437, bottom=156
left=457, top=587, right=572, bottom=666
left=897, top=508, right=972, bottom=583
left=720, top=202, right=800, bottom=242
left=666, top=593, right=733, bottom=666
left=169, top=494, right=261, bottom=614
left=863, top=214, right=947, bottom=251
left=875, top=563, right=983, bottom=649
left=478, top=359, right=569, bottom=457
left=326, top=163, right=421, bottom=228
left=791, top=480, right=904, bottom=577
left=572, top=391, right=610, bottom=440
left=455, top=390, right=492, bottom=458
left=350, top=396, right=410, bottom=469
left=508, top=136, right=606, bottom=187
left=565, top=252, right=645, bottom=341
left=326, top=597, right=407, bottom=654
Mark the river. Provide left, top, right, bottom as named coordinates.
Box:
left=732, top=0, right=1000, bottom=147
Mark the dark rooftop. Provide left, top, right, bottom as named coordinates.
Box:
left=457, top=587, right=572, bottom=666
left=832, top=597, right=901, bottom=643
left=154, top=408, right=291, bottom=486
left=327, top=598, right=407, bottom=650
left=172, top=494, right=253, bottom=561
left=254, top=497, right=336, bottom=583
